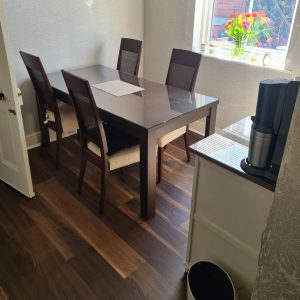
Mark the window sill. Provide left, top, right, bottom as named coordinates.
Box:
left=196, top=46, right=290, bottom=73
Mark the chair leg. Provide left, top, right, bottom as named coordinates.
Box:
left=157, top=146, right=164, bottom=184
left=183, top=132, right=190, bottom=162
left=38, top=104, right=50, bottom=157
left=56, top=130, right=62, bottom=169
left=40, top=119, right=51, bottom=157
left=78, top=151, right=87, bottom=195
left=40, top=125, right=47, bottom=157
left=99, top=165, right=108, bottom=214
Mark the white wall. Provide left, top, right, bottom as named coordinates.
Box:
left=3, top=0, right=144, bottom=135
left=144, top=0, right=300, bottom=130
left=144, top=0, right=195, bottom=83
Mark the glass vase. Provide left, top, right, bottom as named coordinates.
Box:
left=232, top=39, right=245, bottom=57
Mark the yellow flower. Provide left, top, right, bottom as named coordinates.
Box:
left=261, top=17, right=267, bottom=24
left=238, top=15, right=243, bottom=25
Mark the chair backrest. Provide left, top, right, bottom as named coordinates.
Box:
left=117, top=38, right=142, bottom=76
left=20, top=51, right=58, bottom=112
left=165, top=49, right=201, bottom=91
left=61, top=70, right=108, bottom=157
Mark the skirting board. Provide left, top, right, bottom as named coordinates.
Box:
left=26, top=131, right=77, bottom=150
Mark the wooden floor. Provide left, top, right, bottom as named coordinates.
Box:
left=0, top=135, right=197, bottom=300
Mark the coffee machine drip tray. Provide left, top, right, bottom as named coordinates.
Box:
left=240, top=158, right=277, bottom=183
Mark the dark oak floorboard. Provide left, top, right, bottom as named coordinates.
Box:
left=0, top=287, right=9, bottom=300
left=20, top=196, right=89, bottom=260
left=69, top=246, right=145, bottom=300
left=34, top=178, right=145, bottom=279
left=124, top=199, right=187, bottom=258
left=0, top=183, right=98, bottom=300
left=0, top=135, right=194, bottom=299
left=123, top=216, right=186, bottom=289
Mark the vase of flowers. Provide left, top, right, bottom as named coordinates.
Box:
left=225, top=12, right=272, bottom=57
left=233, top=37, right=245, bottom=57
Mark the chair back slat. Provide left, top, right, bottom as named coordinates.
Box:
left=61, top=70, right=108, bottom=157
left=20, top=51, right=57, bottom=112
left=165, top=49, right=201, bottom=91
left=117, top=38, right=142, bottom=76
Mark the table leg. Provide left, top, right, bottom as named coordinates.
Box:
left=140, top=131, right=157, bottom=220
left=205, top=105, right=217, bottom=137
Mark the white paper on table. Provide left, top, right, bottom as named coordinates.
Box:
left=92, top=80, right=144, bottom=96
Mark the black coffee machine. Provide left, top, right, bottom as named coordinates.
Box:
left=241, top=78, right=300, bottom=183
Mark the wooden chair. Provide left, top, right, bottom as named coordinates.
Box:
left=20, top=51, right=78, bottom=168
left=157, top=49, right=201, bottom=183
left=117, top=38, right=142, bottom=76
left=62, top=70, right=140, bottom=213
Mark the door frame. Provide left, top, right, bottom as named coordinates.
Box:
left=0, top=0, right=34, bottom=198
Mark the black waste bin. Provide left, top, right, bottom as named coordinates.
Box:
left=187, top=261, right=235, bottom=300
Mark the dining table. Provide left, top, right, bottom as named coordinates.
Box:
left=47, top=64, right=219, bottom=220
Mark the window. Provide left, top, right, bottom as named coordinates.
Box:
left=194, top=0, right=298, bottom=69
left=211, top=0, right=297, bottom=50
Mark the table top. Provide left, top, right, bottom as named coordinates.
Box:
left=48, top=65, right=218, bottom=130
left=189, top=117, right=276, bottom=191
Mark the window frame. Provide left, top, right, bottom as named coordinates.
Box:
left=193, top=0, right=299, bottom=70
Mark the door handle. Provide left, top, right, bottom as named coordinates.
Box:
left=0, top=92, right=6, bottom=101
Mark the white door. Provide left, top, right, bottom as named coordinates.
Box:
left=0, top=1, right=34, bottom=198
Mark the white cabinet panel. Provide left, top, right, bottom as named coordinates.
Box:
left=186, top=157, right=274, bottom=300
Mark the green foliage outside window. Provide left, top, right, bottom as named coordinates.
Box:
left=250, top=0, right=297, bottom=48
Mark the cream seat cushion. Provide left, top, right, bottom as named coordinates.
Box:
left=87, top=141, right=140, bottom=171
left=157, top=126, right=186, bottom=148
left=46, top=100, right=78, bottom=134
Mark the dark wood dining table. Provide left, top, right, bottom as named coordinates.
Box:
left=47, top=64, right=219, bottom=220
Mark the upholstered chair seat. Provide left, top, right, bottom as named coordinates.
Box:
left=87, top=142, right=139, bottom=171
left=157, top=126, right=186, bottom=148
left=46, top=101, right=78, bottom=135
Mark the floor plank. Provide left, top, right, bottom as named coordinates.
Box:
left=69, top=246, right=145, bottom=300
left=20, top=197, right=89, bottom=260
left=35, top=178, right=145, bottom=278
left=123, top=217, right=186, bottom=289
left=0, top=134, right=194, bottom=299
left=0, top=184, right=98, bottom=300
left=0, top=286, right=9, bottom=300
left=122, top=198, right=187, bottom=258
left=129, top=263, right=176, bottom=300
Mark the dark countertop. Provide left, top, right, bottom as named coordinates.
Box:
left=189, top=117, right=276, bottom=191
